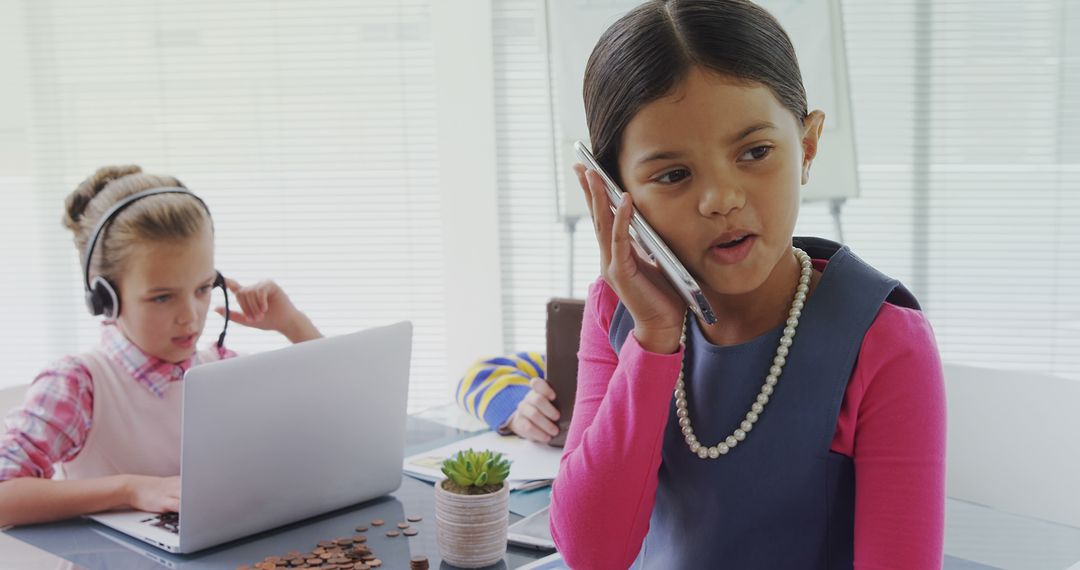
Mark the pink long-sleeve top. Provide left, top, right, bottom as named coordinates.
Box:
left=550, top=267, right=946, bottom=569
left=0, top=324, right=236, bottom=480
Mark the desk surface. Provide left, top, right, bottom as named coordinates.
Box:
left=1, top=415, right=546, bottom=570
left=3, top=409, right=1080, bottom=570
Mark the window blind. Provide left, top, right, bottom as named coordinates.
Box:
left=0, top=0, right=450, bottom=411
left=492, top=0, right=1080, bottom=380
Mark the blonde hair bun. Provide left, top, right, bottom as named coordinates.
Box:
left=63, top=165, right=144, bottom=231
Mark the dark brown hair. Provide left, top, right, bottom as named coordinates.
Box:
left=583, top=0, right=808, bottom=185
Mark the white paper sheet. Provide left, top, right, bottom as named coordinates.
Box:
left=403, top=431, right=563, bottom=490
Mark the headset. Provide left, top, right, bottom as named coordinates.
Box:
left=82, top=186, right=230, bottom=348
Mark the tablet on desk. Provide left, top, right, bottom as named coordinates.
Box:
left=517, top=551, right=569, bottom=570
left=507, top=505, right=555, bottom=551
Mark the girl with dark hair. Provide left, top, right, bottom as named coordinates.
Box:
left=549, top=1, right=945, bottom=568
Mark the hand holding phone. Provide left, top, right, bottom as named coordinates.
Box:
left=574, top=141, right=717, bottom=329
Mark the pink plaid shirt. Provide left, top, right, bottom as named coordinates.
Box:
left=0, top=324, right=236, bottom=480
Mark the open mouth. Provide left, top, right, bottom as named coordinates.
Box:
left=708, top=234, right=756, bottom=264
left=714, top=235, right=752, bottom=249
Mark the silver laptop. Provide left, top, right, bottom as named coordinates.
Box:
left=86, top=321, right=412, bottom=554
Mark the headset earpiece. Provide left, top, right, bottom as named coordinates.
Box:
left=86, top=275, right=121, bottom=319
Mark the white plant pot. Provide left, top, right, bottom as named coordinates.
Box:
left=434, top=479, right=510, bottom=568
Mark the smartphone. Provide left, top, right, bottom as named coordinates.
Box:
left=545, top=298, right=585, bottom=448
left=573, top=140, right=717, bottom=325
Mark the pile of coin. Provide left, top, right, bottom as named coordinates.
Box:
left=238, top=534, right=381, bottom=569
left=238, top=515, right=430, bottom=570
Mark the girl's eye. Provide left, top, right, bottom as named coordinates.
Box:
left=197, top=285, right=212, bottom=295
left=151, top=295, right=172, bottom=304
left=655, top=168, right=691, bottom=185
left=739, top=145, right=774, bottom=162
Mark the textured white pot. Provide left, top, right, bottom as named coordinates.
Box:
left=434, top=479, right=510, bottom=568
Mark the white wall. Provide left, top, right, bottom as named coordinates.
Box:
left=945, top=363, right=1080, bottom=528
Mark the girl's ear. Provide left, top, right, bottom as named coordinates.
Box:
left=801, top=110, right=826, bottom=185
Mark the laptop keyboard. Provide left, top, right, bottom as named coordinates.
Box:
left=141, top=512, right=179, bottom=534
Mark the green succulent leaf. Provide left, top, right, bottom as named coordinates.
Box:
left=440, top=448, right=512, bottom=489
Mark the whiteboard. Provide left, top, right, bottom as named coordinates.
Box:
left=546, top=0, right=859, bottom=220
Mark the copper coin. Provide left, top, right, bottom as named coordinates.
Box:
left=355, top=525, right=368, bottom=532
left=354, top=564, right=371, bottom=570
left=352, top=534, right=367, bottom=543
left=368, top=560, right=382, bottom=568
left=403, top=528, right=419, bottom=537
left=361, top=554, right=376, bottom=561
left=397, top=522, right=410, bottom=529
left=371, top=519, right=384, bottom=526
left=318, top=541, right=334, bottom=548
left=407, top=515, right=423, bottom=522
left=385, top=530, right=400, bottom=537
left=306, top=559, right=321, bottom=566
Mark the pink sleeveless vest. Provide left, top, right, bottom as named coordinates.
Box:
left=55, top=347, right=223, bottom=480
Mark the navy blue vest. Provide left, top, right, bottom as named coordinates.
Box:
left=611, top=238, right=919, bottom=569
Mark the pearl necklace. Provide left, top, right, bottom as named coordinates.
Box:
left=675, top=247, right=813, bottom=459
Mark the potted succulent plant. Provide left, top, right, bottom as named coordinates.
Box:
left=434, top=449, right=512, bottom=568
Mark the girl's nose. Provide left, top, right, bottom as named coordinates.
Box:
left=177, top=298, right=199, bottom=325
left=698, top=176, right=745, bottom=218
